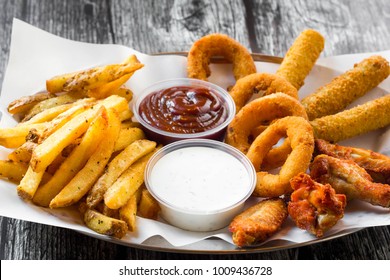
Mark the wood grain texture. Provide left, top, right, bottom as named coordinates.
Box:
left=0, top=0, right=390, bottom=260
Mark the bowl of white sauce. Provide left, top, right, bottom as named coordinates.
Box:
left=144, top=139, right=256, bottom=231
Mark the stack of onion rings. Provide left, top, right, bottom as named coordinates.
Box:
left=229, top=73, right=298, bottom=113
left=187, top=33, right=256, bottom=82
left=225, top=92, right=308, bottom=154
left=246, top=116, right=314, bottom=198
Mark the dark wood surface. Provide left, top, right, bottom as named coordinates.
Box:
left=1, top=0, right=390, bottom=260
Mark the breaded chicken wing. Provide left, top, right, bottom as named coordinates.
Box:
left=310, top=154, right=390, bottom=208
left=229, top=198, right=288, bottom=247
left=288, top=173, right=346, bottom=237
left=315, top=139, right=390, bottom=184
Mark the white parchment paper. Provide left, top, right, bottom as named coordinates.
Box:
left=1, top=19, right=390, bottom=250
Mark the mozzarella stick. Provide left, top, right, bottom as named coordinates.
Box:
left=303, top=55, right=390, bottom=120
left=310, top=94, right=390, bottom=143
left=276, top=29, right=325, bottom=90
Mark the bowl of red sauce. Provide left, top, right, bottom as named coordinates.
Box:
left=133, top=78, right=235, bottom=144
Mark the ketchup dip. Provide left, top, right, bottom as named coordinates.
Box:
left=133, top=78, right=235, bottom=144
left=145, top=139, right=256, bottom=231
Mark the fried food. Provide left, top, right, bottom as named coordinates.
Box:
left=30, top=95, right=127, bottom=172
left=46, top=55, right=143, bottom=93
left=288, top=173, right=346, bottom=237
left=7, top=91, right=54, bottom=115
left=302, top=55, right=390, bottom=120
left=276, top=29, right=325, bottom=90
left=119, top=188, right=141, bottom=231
left=0, top=123, right=47, bottom=148
left=315, top=139, right=390, bottom=183
left=49, top=108, right=120, bottom=208
left=17, top=165, right=45, bottom=200
left=86, top=139, right=156, bottom=208
left=187, top=33, right=256, bottom=82
left=0, top=160, right=28, bottom=183
left=226, top=92, right=308, bottom=154
left=137, top=188, right=160, bottom=220
left=310, top=94, right=390, bottom=142
left=246, top=116, right=314, bottom=197
left=104, top=150, right=157, bottom=210
left=229, top=72, right=298, bottom=112
left=310, top=154, right=390, bottom=208
left=113, top=127, right=145, bottom=152
left=83, top=209, right=128, bottom=239
left=229, top=198, right=288, bottom=247
left=32, top=106, right=108, bottom=207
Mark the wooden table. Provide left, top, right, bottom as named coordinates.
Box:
left=1, top=0, right=390, bottom=260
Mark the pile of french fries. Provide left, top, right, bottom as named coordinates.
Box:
left=0, top=55, right=160, bottom=238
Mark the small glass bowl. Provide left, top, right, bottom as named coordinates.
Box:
left=133, top=78, right=235, bottom=145
left=144, top=139, right=256, bottom=232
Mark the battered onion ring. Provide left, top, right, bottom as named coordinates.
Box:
left=229, top=72, right=298, bottom=113
left=187, top=33, right=256, bottom=82
left=246, top=116, right=314, bottom=198
left=225, top=92, right=308, bottom=154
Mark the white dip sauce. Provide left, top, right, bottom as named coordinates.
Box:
left=149, top=146, right=251, bottom=213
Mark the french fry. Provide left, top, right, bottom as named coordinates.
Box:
left=46, top=55, right=143, bottom=93
left=8, top=141, right=37, bottom=164
left=17, top=165, right=45, bottom=200
left=119, top=107, right=134, bottom=122
left=87, top=75, right=133, bottom=99
left=119, top=188, right=141, bottom=231
left=120, top=120, right=142, bottom=129
left=104, top=150, right=157, bottom=210
left=137, top=188, right=160, bottom=220
left=0, top=160, right=28, bottom=183
left=0, top=123, right=48, bottom=148
left=112, top=87, right=133, bottom=102
left=30, top=95, right=127, bottom=172
left=7, top=91, right=54, bottom=115
left=22, top=91, right=85, bottom=121
left=18, top=103, right=75, bottom=126
left=86, top=139, right=156, bottom=208
left=83, top=209, right=128, bottom=239
left=33, top=107, right=109, bottom=207
left=40, top=98, right=96, bottom=140
left=114, top=127, right=145, bottom=152
left=49, top=108, right=121, bottom=208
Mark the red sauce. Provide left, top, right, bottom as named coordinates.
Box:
left=139, top=86, right=229, bottom=134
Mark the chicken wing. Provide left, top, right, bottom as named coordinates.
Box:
left=310, top=154, right=390, bottom=208
left=315, top=139, right=390, bottom=184
left=229, top=198, right=288, bottom=247
left=288, top=173, right=346, bottom=237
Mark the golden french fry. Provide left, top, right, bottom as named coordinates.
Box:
left=40, top=98, right=96, bottom=140
left=8, top=141, right=37, bottom=164
left=17, top=165, right=45, bottom=200
left=104, top=150, right=156, bottom=210
left=0, top=160, right=28, bottom=183
left=87, top=74, right=133, bottom=99
left=0, top=123, right=48, bottom=148
left=22, top=91, right=85, bottom=122
left=18, top=103, right=75, bottom=126
left=46, top=55, right=143, bottom=93
left=119, top=188, right=142, bottom=231
left=114, top=127, right=146, bottom=152
left=33, top=107, right=109, bottom=207
left=7, top=91, right=54, bottom=115
left=86, top=139, right=156, bottom=208
left=112, top=87, right=133, bottom=102
left=137, top=188, right=160, bottom=220
left=83, top=209, right=128, bottom=239
left=30, top=95, right=127, bottom=172
left=0, top=136, right=28, bottom=149
left=120, top=121, right=142, bottom=129
left=49, top=108, right=120, bottom=208
left=119, top=107, right=134, bottom=122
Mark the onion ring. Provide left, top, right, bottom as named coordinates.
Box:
left=225, top=92, right=308, bottom=154
left=187, top=33, right=256, bottom=82
left=229, top=72, right=298, bottom=113
left=246, top=116, right=314, bottom=198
